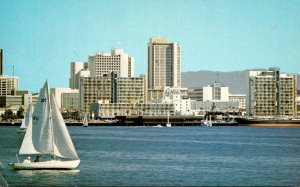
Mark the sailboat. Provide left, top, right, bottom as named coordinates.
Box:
left=10, top=81, right=80, bottom=170
left=16, top=104, right=33, bottom=133
left=202, top=115, right=212, bottom=127
left=166, top=111, right=171, bottom=127
left=82, top=114, right=88, bottom=127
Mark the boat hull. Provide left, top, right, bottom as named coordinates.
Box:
left=11, top=160, right=80, bottom=170
left=235, top=117, right=300, bottom=127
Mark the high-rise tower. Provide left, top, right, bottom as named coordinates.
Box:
left=147, top=38, right=181, bottom=89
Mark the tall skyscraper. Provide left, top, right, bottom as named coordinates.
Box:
left=88, top=48, right=134, bottom=78
left=148, top=38, right=181, bottom=89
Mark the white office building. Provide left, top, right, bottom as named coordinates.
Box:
left=159, top=87, right=191, bottom=115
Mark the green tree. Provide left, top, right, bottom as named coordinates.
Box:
left=17, top=106, right=25, bottom=118
left=1, top=109, right=17, bottom=121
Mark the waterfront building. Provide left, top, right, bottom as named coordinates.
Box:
left=0, top=93, right=39, bottom=109
left=187, top=83, right=229, bottom=102
left=50, top=88, right=79, bottom=111
left=113, top=74, right=146, bottom=104
left=190, top=100, right=240, bottom=116
left=160, top=87, right=191, bottom=115
left=90, top=102, right=174, bottom=118
left=203, top=83, right=229, bottom=101
left=148, top=38, right=181, bottom=89
left=187, top=83, right=244, bottom=114
left=80, top=72, right=146, bottom=113
left=187, top=88, right=203, bottom=101
left=80, top=76, right=112, bottom=113
left=88, top=48, right=134, bottom=78
left=229, top=94, right=246, bottom=110
left=0, top=75, right=19, bottom=96
left=247, top=68, right=297, bottom=117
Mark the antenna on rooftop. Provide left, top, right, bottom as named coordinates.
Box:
left=216, top=72, right=219, bottom=83
left=13, top=65, right=15, bottom=77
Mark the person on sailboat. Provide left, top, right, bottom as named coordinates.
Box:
left=23, top=157, right=31, bottom=163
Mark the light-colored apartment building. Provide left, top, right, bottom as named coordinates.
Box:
left=88, top=48, right=134, bottom=78
left=187, top=83, right=243, bottom=114
left=148, top=38, right=181, bottom=90
left=247, top=68, right=297, bottom=117
left=229, top=94, right=246, bottom=110
left=0, top=75, right=19, bottom=96
left=187, top=83, right=229, bottom=102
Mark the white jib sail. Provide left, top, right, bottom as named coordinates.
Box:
left=20, top=104, right=33, bottom=129
left=32, top=80, right=54, bottom=155
left=18, top=112, right=40, bottom=155
left=50, top=94, right=79, bottom=160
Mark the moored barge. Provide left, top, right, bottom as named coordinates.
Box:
left=235, top=117, right=300, bottom=127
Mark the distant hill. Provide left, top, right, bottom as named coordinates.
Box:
left=181, top=70, right=300, bottom=94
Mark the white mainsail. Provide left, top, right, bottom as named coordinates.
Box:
left=32, top=81, right=53, bottom=154
left=51, top=94, right=79, bottom=160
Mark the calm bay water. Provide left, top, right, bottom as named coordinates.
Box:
left=1, top=126, right=300, bottom=186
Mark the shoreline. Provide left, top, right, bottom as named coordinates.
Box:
left=0, top=122, right=238, bottom=127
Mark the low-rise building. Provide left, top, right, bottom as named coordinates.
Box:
left=161, top=87, right=191, bottom=115
left=190, top=100, right=240, bottom=116
left=229, top=94, right=246, bottom=110
left=51, top=88, right=79, bottom=111
left=90, top=102, right=174, bottom=119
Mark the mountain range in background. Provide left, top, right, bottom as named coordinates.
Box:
left=181, top=69, right=300, bottom=94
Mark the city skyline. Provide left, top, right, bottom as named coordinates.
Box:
left=1, top=0, right=300, bottom=92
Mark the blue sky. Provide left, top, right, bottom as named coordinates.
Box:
left=1, top=0, right=300, bottom=92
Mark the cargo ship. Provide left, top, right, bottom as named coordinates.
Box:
left=235, top=117, right=300, bottom=127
